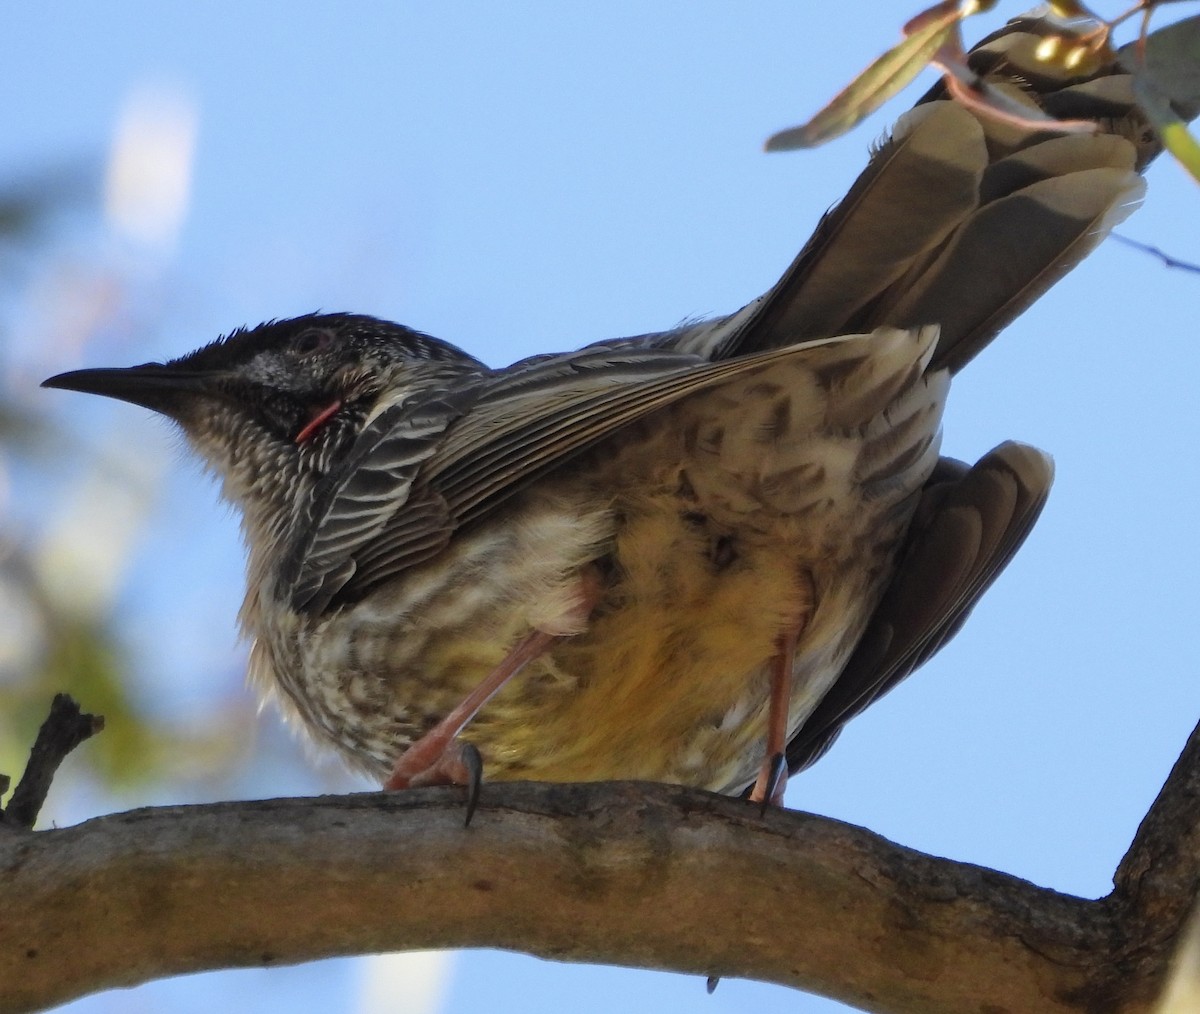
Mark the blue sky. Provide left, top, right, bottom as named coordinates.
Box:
left=5, top=3, right=1200, bottom=1012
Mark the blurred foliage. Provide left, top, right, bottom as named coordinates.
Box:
left=0, top=168, right=168, bottom=798
left=767, top=1, right=1200, bottom=183
left=0, top=577, right=160, bottom=790
left=0, top=168, right=90, bottom=253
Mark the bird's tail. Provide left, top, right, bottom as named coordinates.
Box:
left=706, top=14, right=1195, bottom=372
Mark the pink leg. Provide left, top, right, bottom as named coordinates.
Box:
left=749, top=624, right=801, bottom=807
left=384, top=567, right=603, bottom=796
left=384, top=627, right=558, bottom=791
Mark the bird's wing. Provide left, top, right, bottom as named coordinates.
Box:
left=284, top=333, right=867, bottom=614
left=674, top=20, right=1152, bottom=370
left=784, top=441, right=1054, bottom=774
left=277, top=380, right=481, bottom=615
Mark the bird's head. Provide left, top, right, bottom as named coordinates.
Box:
left=43, top=312, right=486, bottom=540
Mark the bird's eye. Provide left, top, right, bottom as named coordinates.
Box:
left=293, top=328, right=333, bottom=357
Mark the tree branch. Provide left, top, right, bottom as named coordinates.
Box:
left=2, top=717, right=1198, bottom=1014
left=0, top=693, right=103, bottom=830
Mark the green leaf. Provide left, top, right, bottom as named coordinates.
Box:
left=765, top=2, right=964, bottom=151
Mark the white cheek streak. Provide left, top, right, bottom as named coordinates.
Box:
left=362, top=384, right=420, bottom=428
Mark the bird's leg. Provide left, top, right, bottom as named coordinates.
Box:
left=748, top=620, right=803, bottom=808
left=384, top=626, right=560, bottom=792
left=384, top=567, right=603, bottom=798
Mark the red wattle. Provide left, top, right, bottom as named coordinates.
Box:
left=295, top=400, right=342, bottom=444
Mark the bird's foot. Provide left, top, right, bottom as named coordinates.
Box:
left=382, top=567, right=603, bottom=823
left=386, top=739, right=484, bottom=825
left=748, top=751, right=788, bottom=810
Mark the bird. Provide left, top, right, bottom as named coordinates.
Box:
left=42, top=14, right=1172, bottom=807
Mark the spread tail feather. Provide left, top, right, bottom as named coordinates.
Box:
left=710, top=16, right=1169, bottom=372
left=786, top=441, right=1054, bottom=774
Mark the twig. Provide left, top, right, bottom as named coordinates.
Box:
left=1, top=693, right=103, bottom=830
left=1111, top=233, right=1200, bottom=274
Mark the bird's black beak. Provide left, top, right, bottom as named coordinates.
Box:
left=41, top=364, right=217, bottom=418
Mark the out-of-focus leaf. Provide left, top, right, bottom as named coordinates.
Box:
left=1137, top=77, right=1200, bottom=181
left=0, top=154, right=262, bottom=802
left=0, top=537, right=260, bottom=795
left=0, top=539, right=159, bottom=788
left=0, top=404, right=54, bottom=452
left=765, top=0, right=967, bottom=151
left=0, top=614, right=157, bottom=789
left=0, top=165, right=92, bottom=246
left=36, top=615, right=160, bottom=786
left=1048, top=0, right=1092, bottom=18
left=1125, top=15, right=1200, bottom=183
left=1120, top=12, right=1200, bottom=119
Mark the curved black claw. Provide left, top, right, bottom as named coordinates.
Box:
left=461, top=741, right=483, bottom=827
left=760, top=752, right=788, bottom=814
left=706, top=975, right=721, bottom=993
